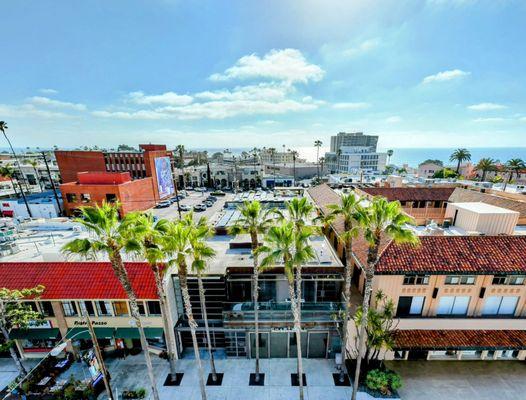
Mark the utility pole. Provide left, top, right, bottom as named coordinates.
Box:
left=40, top=152, right=62, bottom=216
left=17, top=180, right=33, bottom=218
left=85, top=314, right=115, bottom=400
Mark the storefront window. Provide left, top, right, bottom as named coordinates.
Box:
left=39, top=301, right=55, bottom=317
left=137, top=301, right=147, bottom=316
left=113, top=301, right=129, bottom=316
left=147, top=301, right=161, bottom=316
left=96, top=301, right=113, bottom=316
left=79, top=301, right=96, bottom=316
left=63, top=301, right=78, bottom=317
left=21, top=338, right=58, bottom=351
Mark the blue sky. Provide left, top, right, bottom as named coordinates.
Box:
left=1, top=0, right=525, bottom=154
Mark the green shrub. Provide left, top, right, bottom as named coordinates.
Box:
left=366, top=369, right=402, bottom=395
left=136, top=388, right=147, bottom=399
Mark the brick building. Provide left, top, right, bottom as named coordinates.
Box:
left=55, top=144, right=177, bottom=216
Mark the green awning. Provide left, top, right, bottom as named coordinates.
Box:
left=66, top=327, right=115, bottom=340
left=9, top=328, right=60, bottom=340
left=115, top=327, right=164, bottom=339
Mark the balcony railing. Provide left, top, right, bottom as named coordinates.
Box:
left=223, top=301, right=343, bottom=322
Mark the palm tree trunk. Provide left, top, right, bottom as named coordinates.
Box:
left=456, top=159, right=461, bottom=174
left=250, top=231, right=261, bottom=381
left=289, top=280, right=304, bottom=400
left=197, top=274, right=217, bottom=381
left=1, top=324, right=27, bottom=376
left=109, top=252, right=160, bottom=400
left=340, top=237, right=353, bottom=382
left=179, top=265, right=207, bottom=400
left=152, top=265, right=178, bottom=382
left=351, top=241, right=379, bottom=400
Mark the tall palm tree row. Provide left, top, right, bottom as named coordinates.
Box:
left=475, top=157, right=496, bottom=181
left=62, top=203, right=161, bottom=400
left=449, top=148, right=471, bottom=174
left=314, top=140, right=323, bottom=179
left=505, top=158, right=525, bottom=188
left=161, top=215, right=208, bottom=400
left=351, top=197, right=419, bottom=400
left=228, top=201, right=276, bottom=383
left=325, top=193, right=363, bottom=382
left=260, top=221, right=316, bottom=400
left=123, top=213, right=179, bottom=383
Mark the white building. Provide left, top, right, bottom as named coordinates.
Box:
left=0, top=191, right=62, bottom=220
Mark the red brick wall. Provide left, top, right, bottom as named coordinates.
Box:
left=55, top=151, right=106, bottom=183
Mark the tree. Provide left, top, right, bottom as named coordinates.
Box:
left=0, top=286, right=45, bottom=377
left=325, top=194, right=363, bottom=382
left=123, top=213, right=179, bottom=383
left=475, top=158, right=496, bottom=181
left=161, top=216, right=208, bottom=400
left=228, top=201, right=275, bottom=383
left=419, top=159, right=443, bottom=167
left=288, top=149, right=299, bottom=183
left=449, top=148, right=471, bottom=174
left=432, top=168, right=458, bottom=179
left=260, top=222, right=316, bottom=400
left=319, top=156, right=325, bottom=177
left=314, top=140, right=323, bottom=179
left=386, top=150, right=393, bottom=165
left=351, top=197, right=418, bottom=400
left=504, top=158, right=525, bottom=190
left=0, top=165, right=18, bottom=196
left=117, top=144, right=136, bottom=152
left=176, top=145, right=186, bottom=187
left=61, top=202, right=160, bottom=400
left=186, top=216, right=218, bottom=382
left=384, top=166, right=394, bottom=175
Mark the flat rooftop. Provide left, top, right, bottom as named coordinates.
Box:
left=451, top=202, right=520, bottom=215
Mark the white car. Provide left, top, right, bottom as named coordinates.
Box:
left=194, top=187, right=206, bottom=192
left=179, top=204, right=191, bottom=211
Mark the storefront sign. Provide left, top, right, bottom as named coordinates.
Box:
left=73, top=320, right=108, bottom=326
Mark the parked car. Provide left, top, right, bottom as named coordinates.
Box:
left=194, top=187, right=206, bottom=192
left=179, top=204, right=191, bottom=211
left=210, top=190, right=226, bottom=196
left=155, top=201, right=171, bottom=209
left=204, top=201, right=213, bottom=207
left=193, top=204, right=207, bottom=212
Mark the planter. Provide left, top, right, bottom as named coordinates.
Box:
left=345, top=359, right=401, bottom=399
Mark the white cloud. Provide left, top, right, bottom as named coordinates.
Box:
left=209, top=48, right=324, bottom=84
left=39, top=88, right=58, bottom=95
left=91, top=110, right=171, bottom=120
left=29, top=96, right=86, bottom=111
left=473, top=117, right=507, bottom=123
left=342, top=38, right=380, bottom=58
left=128, top=91, right=193, bottom=106
left=332, top=102, right=370, bottom=110
left=386, top=116, right=402, bottom=123
left=0, top=103, right=73, bottom=119
left=195, top=83, right=290, bottom=102
left=467, top=102, right=507, bottom=111
left=422, top=69, right=470, bottom=84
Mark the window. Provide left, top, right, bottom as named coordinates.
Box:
left=96, top=301, right=112, bottom=316
left=482, top=296, right=518, bottom=316
left=436, top=296, right=470, bottom=316
left=62, top=301, right=78, bottom=317
left=396, top=296, right=425, bottom=317
left=147, top=301, right=161, bottom=316
left=137, top=301, right=146, bottom=316
left=113, top=301, right=129, bottom=316
left=492, top=275, right=526, bottom=285
left=65, top=193, right=77, bottom=203
left=403, top=275, right=429, bottom=285
left=40, top=301, right=55, bottom=317
left=105, top=193, right=117, bottom=203
left=79, top=301, right=95, bottom=316
left=24, top=301, right=39, bottom=312
left=80, top=193, right=91, bottom=203
left=445, top=275, right=476, bottom=285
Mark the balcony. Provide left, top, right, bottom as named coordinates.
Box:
left=396, top=316, right=525, bottom=330
left=223, top=301, right=343, bottom=323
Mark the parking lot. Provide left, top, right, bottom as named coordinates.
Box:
left=150, top=190, right=234, bottom=223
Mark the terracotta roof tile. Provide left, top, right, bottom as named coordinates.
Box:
left=359, top=187, right=455, bottom=202
left=394, top=329, right=526, bottom=350
left=0, top=262, right=157, bottom=299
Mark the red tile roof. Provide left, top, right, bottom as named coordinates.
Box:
left=359, top=187, right=455, bottom=202
left=0, top=262, right=157, bottom=300
left=394, top=329, right=526, bottom=350
left=376, top=235, right=526, bottom=274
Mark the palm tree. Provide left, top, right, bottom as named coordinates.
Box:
left=351, top=197, right=418, bottom=400
left=260, top=222, right=316, bottom=400
left=288, top=149, right=299, bottom=184
left=0, top=121, right=29, bottom=192
left=475, top=157, right=496, bottom=181
left=186, top=217, right=218, bottom=382
left=61, top=202, right=160, bottom=400
left=0, top=164, right=18, bottom=196
left=314, top=140, right=323, bottom=179
left=24, top=159, right=43, bottom=192
left=505, top=158, right=525, bottom=189
left=386, top=149, right=394, bottom=165
left=176, top=144, right=186, bottom=188
left=161, top=216, right=207, bottom=400
left=319, top=156, right=325, bottom=177
left=449, top=148, right=471, bottom=174
left=123, top=213, right=179, bottom=383
left=325, top=193, right=363, bottom=383
left=228, top=201, right=276, bottom=383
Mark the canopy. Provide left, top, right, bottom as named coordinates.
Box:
left=9, top=328, right=60, bottom=340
